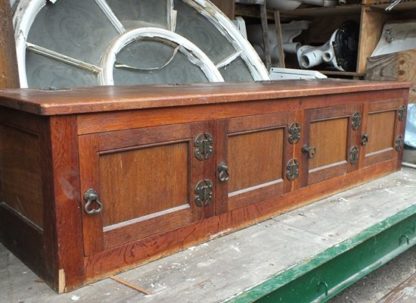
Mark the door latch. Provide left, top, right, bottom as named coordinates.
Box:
left=302, top=144, right=316, bottom=159
left=83, top=188, right=103, bottom=216
left=217, top=162, right=230, bottom=183
left=361, top=133, right=369, bottom=146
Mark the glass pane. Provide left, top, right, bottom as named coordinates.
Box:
left=107, top=0, right=168, bottom=29
left=113, top=40, right=209, bottom=85
left=174, top=0, right=236, bottom=65
left=220, top=57, right=254, bottom=82
left=26, top=51, right=97, bottom=89
left=27, top=0, right=118, bottom=65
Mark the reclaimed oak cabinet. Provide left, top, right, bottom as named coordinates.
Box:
left=0, top=80, right=409, bottom=292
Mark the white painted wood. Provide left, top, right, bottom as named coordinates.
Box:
left=26, top=43, right=102, bottom=74
left=100, top=27, right=224, bottom=85
left=94, top=0, right=125, bottom=34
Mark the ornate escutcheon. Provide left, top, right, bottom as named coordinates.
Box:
left=302, top=144, right=316, bottom=159
left=194, top=179, right=213, bottom=207
left=286, top=159, right=299, bottom=181
left=217, top=162, right=230, bottom=183
left=288, top=123, right=301, bottom=144
left=83, top=188, right=103, bottom=216
left=395, top=135, right=404, bottom=152
left=349, top=146, right=360, bottom=164
left=351, top=112, right=361, bottom=130
left=361, top=133, right=369, bottom=146
left=194, top=133, right=214, bottom=161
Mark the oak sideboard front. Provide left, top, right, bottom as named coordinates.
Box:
left=0, top=80, right=409, bottom=292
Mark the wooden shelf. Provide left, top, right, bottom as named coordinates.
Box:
left=235, top=1, right=416, bottom=78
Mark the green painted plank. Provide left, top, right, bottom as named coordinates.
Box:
left=228, top=204, right=416, bottom=303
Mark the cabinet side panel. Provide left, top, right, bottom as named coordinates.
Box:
left=0, top=124, right=43, bottom=228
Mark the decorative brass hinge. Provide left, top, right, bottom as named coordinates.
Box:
left=288, top=123, right=301, bottom=144
left=351, top=112, right=361, bottom=130
left=83, top=188, right=103, bottom=215
left=349, top=146, right=359, bottom=164
left=194, top=133, right=214, bottom=161
left=395, top=135, right=404, bottom=152
left=398, top=105, right=407, bottom=122
left=286, top=159, right=299, bottom=181
left=194, top=179, right=213, bottom=207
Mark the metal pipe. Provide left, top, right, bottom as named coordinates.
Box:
left=402, top=162, right=416, bottom=169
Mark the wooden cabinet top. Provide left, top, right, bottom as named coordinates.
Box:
left=0, top=80, right=410, bottom=116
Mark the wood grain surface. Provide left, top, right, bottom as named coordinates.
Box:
left=0, top=80, right=409, bottom=292
left=0, top=80, right=410, bottom=115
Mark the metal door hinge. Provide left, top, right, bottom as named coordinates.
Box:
left=194, top=179, right=213, bottom=207
left=351, top=112, right=361, bottom=130
left=398, top=105, right=407, bottom=121
left=288, top=123, right=301, bottom=144
left=395, top=135, right=404, bottom=152
left=83, top=188, right=103, bottom=215
left=194, top=133, right=214, bottom=161
left=217, top=162, right=230, bottom=183
left=286, top=159, right=299, bottom=181
left=302, top=144, right=316, bottom=159
left=349, top=146, right=359, bottom=164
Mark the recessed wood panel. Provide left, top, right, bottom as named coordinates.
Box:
left=310, top=118, right=348, bottom=170
left=100, top=142, right=189, bottom=226
left=0, top=125, right=43, bottom=228
left=228, top=128, right=284, bottom=193
left=366, top=111, right=395, bottom=154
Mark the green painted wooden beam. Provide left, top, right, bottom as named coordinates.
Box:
left=227, top=204, right=416, bottom=303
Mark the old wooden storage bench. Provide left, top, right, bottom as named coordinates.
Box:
left=0, top=80, right=409, bottom=292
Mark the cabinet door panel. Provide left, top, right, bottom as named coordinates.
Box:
left=228, top=128, right=284, bottom=193
left=363, top=100, right=403, bottom=167
left=79, top=123, right=210, bottom=255
left=100, top=142, right=189, bottom=227
left=304, top=104, right=361, bottom=186
left=367, top=111, right=395, bottom=153
left=218, top=112, right=294, bottom=212
left=309, top=118, right=348, bottom=170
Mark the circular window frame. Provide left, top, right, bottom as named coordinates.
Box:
left=13, top=0, right=269, bottom=88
